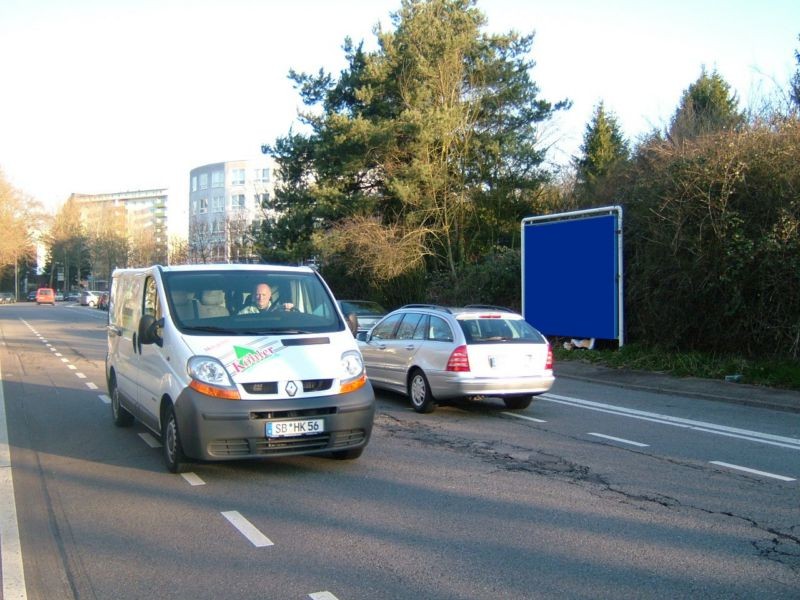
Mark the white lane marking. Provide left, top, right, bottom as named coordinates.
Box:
left=542, top=393, right=800, bottom=451
left=99, top=394, right=111, bottom=404
left=309, top=593, right=339, bottom=600
left=52, top=350, right=59, bottom=354
left=0, top=360, right=29, bottom=599
left=75, top=373, right=86, bottom=379
left=181, top=472, right=206, bottom=486
left=221, top=511, right=274, bottom=547
left=588, top=432, right=649, bottom=447
left=501, top=412, right=547, bottom=423
left=138, top=432, right=162, bottom=448
left=85, top=382, right=98, bottom=390
left=67, top=365, right=77, bottom=371
left=60, top=358, right=69, bottom=363
left=710, top=461, right=795, bottom=482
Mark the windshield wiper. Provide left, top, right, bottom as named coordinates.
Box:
left=184, top=325, right=239, bottom=334
left=242, top=328, right=315, bottom=335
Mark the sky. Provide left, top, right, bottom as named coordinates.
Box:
left=1, top=0, right=798, bottom=234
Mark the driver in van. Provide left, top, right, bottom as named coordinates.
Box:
left=237, top=282, right=294, bottom=314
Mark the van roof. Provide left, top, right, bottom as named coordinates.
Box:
left=112, top=263, right=316, bottom=276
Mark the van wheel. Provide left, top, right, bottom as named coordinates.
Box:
left=331, top=447, right=364, bottom=460
left=503, top=395, right=533, bottom=410
left=110, top=376, right=134, bottom=427
left=409, top=369, right=436, bottom=414
left=162, top=404, right=187, bottom=473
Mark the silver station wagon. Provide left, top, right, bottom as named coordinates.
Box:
left=358, top=304, right=554, bottom=413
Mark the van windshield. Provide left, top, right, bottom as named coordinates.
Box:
left=162, top=270, right=344, bottom=335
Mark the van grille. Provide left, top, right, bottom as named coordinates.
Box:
left=249, top=407, right=336, bottom=420
left=207, top=430, right=366, bottom=457
left=241, top=379, right=333, bottom=395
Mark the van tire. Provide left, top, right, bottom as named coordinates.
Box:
left=409, top=369, right=436, bottom=414
left=162, top=404, right=187, bottom=473
left=331, top=447, right=364, bottom=460
left=110, top=376, right=134, bottom=427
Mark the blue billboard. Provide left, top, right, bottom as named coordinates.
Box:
left=521, top=207, right=623, bottom=345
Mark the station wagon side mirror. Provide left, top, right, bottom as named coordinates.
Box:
left=138, top=314, right=164, bottom=347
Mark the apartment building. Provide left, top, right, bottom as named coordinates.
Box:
left=188, top=157, right=275, bottom=264
left=69, top=189, right=169, bottom=285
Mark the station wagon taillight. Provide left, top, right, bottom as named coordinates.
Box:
left=545, top=345, right=553, bottom=370
left=445, top=345, right=471, bottom=372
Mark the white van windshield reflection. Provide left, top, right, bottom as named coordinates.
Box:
left=162, top=270, right=344, bottom=334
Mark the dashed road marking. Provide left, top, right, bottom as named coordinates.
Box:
left=588, top=433, right=649, bottom=447
left=501, top=412, right=547, bottom=423
left=221, top=511, right=273, bottom=547
left=99, top=394, right=111, bottom=404
left=138, top=432, right=162, bottom=448
left=181, top=472, right=206, bottom=486
left=710, top=461, right=795, bottom=482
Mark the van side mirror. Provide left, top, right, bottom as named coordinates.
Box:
left=356, top=330, right=368, bottom=342
left=139, top=314, right=164, bottom=347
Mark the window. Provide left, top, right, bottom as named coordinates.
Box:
left=255, top=167, right=270, bottom=182
left=199, top=173, right=209, bottom=190
left=231, top=168, right=245, bottom=185
left=191, top=175, right=198, bottom=192
left=371, top=314, right=402, bottom=340
left=429, top=316, right=453, bottom=342
left=211, top=170, right=224, bottom=188
left=211, top=196, right=224, bottom=212
left=396, top=313, right=423, bottom=340
left=231, top=194, right=246, bottom=209
left=199, top=198, right=208, bottom=214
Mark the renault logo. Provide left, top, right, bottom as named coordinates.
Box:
left=285, top=381, right=298, bottom=397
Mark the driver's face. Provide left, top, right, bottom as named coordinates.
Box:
left=253, top=284, right=271, bottom=310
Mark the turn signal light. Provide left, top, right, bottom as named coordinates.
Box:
left=189, top=379, right=241, bottom=400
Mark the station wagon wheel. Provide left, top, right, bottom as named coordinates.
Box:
left=409, top=369, right=436, bottom=414
left=162, top=403, right=187, bottom=473
left=109, top=374, right=134, bottom=427
left=502, top=395, right=533, bottom=410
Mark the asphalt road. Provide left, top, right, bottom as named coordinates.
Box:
left=1, top=302, right=798, bottom=599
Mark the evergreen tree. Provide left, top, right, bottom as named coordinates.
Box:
left=259, top=0, right=568, bottom=276
left=574, top=101, right=628, bottom=202
left=668, top=67, right=743, bottom=143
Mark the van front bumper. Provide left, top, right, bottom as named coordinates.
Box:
left=173, top=382, right=375, bottom=461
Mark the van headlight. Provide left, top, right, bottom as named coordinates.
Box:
left=187, top=356, right=241, bottom=400
left=340, top=350, right=367, bottom=394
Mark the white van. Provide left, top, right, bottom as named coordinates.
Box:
left=105, top=264, right=375, bottom=472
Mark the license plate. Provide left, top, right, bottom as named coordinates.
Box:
left=266, top=419, right=324, bottom=438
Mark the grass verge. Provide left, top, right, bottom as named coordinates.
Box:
left=552, top=341, right=800, bottom=391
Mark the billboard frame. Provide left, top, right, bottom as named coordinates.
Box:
left=521, top=205, right=624, bottom=347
